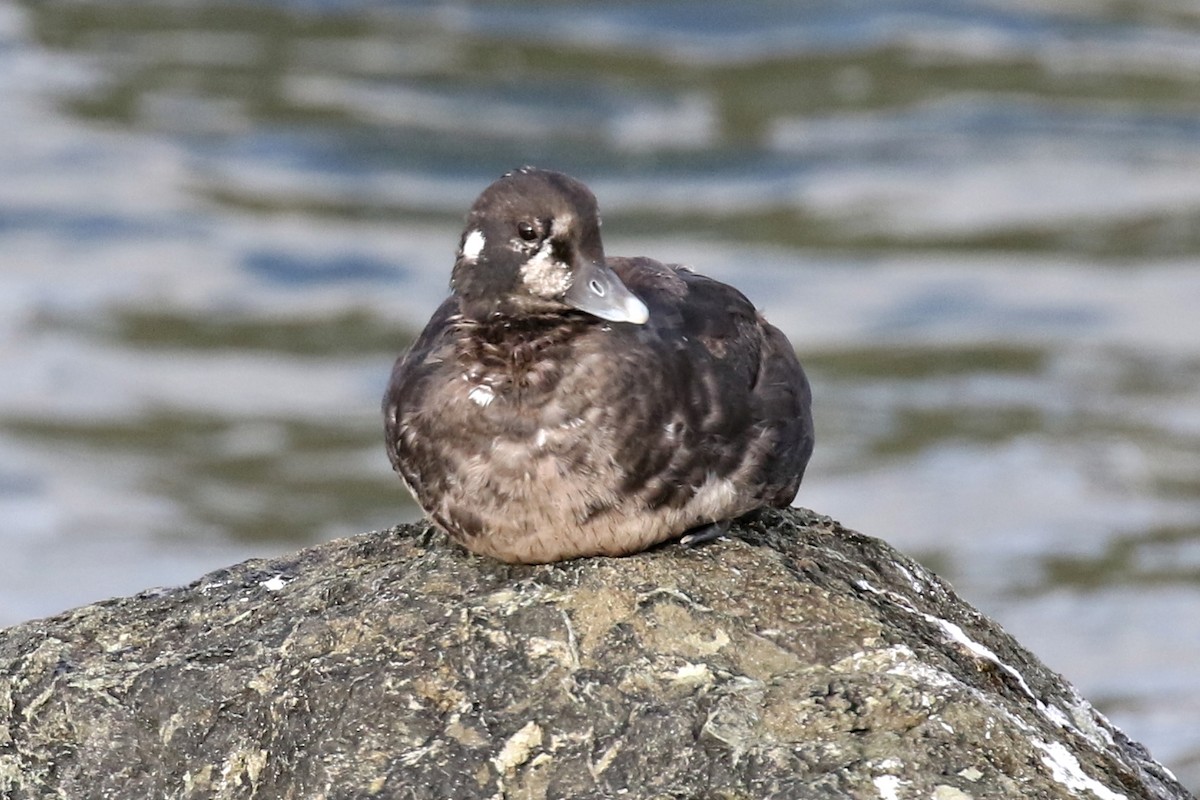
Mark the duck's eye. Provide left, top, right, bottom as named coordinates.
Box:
left=517, top=221, right=539, bottom=242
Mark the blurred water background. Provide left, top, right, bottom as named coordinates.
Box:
left=1, top=0, right=1199, bottom=787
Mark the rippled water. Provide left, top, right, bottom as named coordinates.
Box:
left=2, top=0, right=1199, bottom=787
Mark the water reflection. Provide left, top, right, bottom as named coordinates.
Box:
left=2, top=0, right=1199, bottom=788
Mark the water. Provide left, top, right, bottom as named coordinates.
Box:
left=2, top=0, right=1199, bottom=787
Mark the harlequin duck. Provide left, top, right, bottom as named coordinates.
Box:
left=383, top=167, right=813, bottom=563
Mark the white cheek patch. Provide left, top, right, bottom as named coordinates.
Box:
left=461, top=229, right=486, bottom=262
left=520, top=245, right=572, bottom=298
left=518, top=214, right=577, bottom=297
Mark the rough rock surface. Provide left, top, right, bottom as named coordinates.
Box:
left=0, top=508, right=1192, bottom=800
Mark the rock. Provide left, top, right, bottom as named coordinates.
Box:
left=0, top=508, right=1191, bottom=800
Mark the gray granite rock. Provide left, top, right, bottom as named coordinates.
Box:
left=0, top=508, right=1191, bottom=799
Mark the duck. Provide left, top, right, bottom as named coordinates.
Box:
left=383, top=167, right=813, bottom=563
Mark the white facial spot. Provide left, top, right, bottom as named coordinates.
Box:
left=534, top=428, right=548, bottom=448
left=516, top=214, right=580, bottom=294
left=551, top=214, right=575, bottom=237
left=520, top=246, right=572, bottom=297
left=468, top=384, right=495, bottom=407
left=461, top=229, right=486, bottom=262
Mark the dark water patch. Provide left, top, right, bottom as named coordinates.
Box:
left=1151, top=469, right=1200, bottom=502
left=4, top=410, right=415, bottom=544
left=195, top=183, right=441, bottom=222
left=871, top=406, right=1047, bottom=458
left=6, top=409, right=227, bottom=451
left=0, top=207, right=187, bottom=241
left=805, top=344, right=1047, bottom=380
left=882, top=208, right=1200, bottom=260
left=874, top=287, right=1105, bottom=334
left=898, top=548, right=954, bottom=585
left=1098, top=347, right=1200, bottom=396
left=1037, top=524, right=1200, bottom=592
left=608, top=206, right=1200, bottom=257
left=88, top=308, right=417, bottom=355
left=174, top=448, right=409, bottom=544
left=1089, top=690, right=1147, bottom=717
left=243, top=250, right=401, bottom=285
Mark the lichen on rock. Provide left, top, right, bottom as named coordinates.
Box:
left=0, top=508, right=1192, bottom=799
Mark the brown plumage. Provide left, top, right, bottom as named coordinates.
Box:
left=383, top=167, right=813, bottom=563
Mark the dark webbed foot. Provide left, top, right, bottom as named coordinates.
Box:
left=679, top=520, right=730, bottom=548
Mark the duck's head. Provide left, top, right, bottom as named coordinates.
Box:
left=449, top=167, right=649, bottom=324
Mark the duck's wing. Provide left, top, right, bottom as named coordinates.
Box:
left=607, top=257, right=813, bottom=510
left=382, top=296, right=460, bottom=496
left=753, top=310, right=814, bottom=505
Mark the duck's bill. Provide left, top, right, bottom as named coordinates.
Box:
left=563, top=260, right=650, bottom=324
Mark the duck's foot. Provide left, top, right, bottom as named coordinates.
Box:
left=679, top=520, right=730, bottom=548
